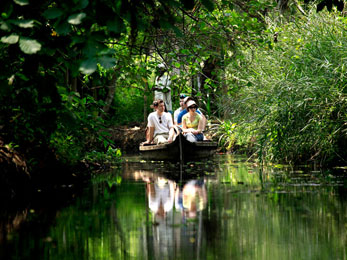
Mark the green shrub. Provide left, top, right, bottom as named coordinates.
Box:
left=219, top=9, right=347, bottom=165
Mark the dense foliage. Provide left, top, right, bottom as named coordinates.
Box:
left=0, top=0, right=215, bottom=170
left=216, top=9, right=347, bottom=165
left=0, top=0, right=346, bottom=172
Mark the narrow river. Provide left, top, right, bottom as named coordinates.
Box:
left=1, top=154, right=346, bottom=259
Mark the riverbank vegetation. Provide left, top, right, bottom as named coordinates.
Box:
left=0, top=0, right=346, bottom=192
left=215, top=9, right=347, bottom=166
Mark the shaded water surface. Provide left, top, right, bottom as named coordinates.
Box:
left=1, top=154, right=346, bottom=259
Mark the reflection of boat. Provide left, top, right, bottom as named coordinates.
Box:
left=139, top=133, right=217, bottom=161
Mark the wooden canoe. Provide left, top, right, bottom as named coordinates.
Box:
left=139, top=133, right=217, bottom=161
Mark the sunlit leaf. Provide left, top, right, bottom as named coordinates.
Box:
left=1, top=34, right=19, bottom=44
left=13, top=0, right=29, bottom=6
left=0, top=22, right=10, bottom=31
left=68, top=13, right=86, bottom=25
left=79, top=58, right=97, bottom=74
left=12, top=20, right=34, bottom=28
left=19, top=37, right=41, bottom=54
left=174, top=62, right=181, bottom=68
left=43, top=8, right=63, bottom=19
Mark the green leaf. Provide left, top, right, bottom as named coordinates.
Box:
left=2, top=4, right=13, bottom=19
left=0, top=22, right=11, bottom=31
left=19, top=37, right=41, bottom=54
left=12, top=19, right=34, bottom=28
left=174, top=62, right=181, bottom=68
left=106, top=18, right=123, bottom=33
left=98, top=56, right=116, bottom=69
left=68, top=13, right=86, bottom=25
left=55, top=22, right=71, bottom=35
left=13, top=0, right=29, bottom=6
left=16, top=73, right=29, bottom=81
left=200, top=0, right=215, bottom=11
left=43, top=8, right=64, bottom=19
left=79, top=58, right=97, bottom=74
left=1, top=34, right=19, bottom=44
left=71, top=36, right=85, bottom=44
left=77, top=0, right=89, bottom=9
left=180, top=49, right=190, bottom=55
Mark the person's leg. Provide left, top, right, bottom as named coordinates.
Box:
left=185, top=133, right=197, bottom=142
left=155, top=135, right=168, bottom=144
left=164, top=91, right=172, bottom=113
left=196, top=133, right=204, bottom=141
left=168, top=128, right=176, bottom=143
left=154, top=91, right=164, bottom=101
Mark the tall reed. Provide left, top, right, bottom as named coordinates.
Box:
left=218, top=9, right=347, bottom=165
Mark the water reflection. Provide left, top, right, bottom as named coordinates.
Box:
left=140, top=171, right=207, bottom=220
left=136, top=169, right=208, bottom=259
left=1, top=154, right=346, bottom=260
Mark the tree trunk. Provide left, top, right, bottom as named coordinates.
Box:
left=102, top=74, right=117, bottom=116
left=200, top=56, right=219, bottom=115
left=72, top=77, right=77, bottom=92
left=144, top=91, right=148, bottom=123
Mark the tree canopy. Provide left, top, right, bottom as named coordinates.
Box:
left=0, top=0, right=346, bottom=172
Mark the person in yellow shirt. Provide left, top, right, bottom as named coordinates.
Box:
left=181, top=100, right=204, bottom=142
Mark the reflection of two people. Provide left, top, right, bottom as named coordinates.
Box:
left=141, top=173, right=207, bottom=257
left=142, top=173, right=207, bottom=221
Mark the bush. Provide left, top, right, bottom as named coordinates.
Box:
left=219, top=10, right=347, bottom=165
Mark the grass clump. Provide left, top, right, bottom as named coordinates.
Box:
left=217, top=10, right=347, bottom=166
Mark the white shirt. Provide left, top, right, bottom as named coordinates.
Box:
left=154, top=74, right=172, bottom=112
left=174, top=107, right=184, bottom=123
left=147, top=111, right=173, bottom=136
left=155, top=74, right=171, bottom=91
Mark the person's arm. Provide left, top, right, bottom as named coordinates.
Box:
left=182, top=117, right=187, bottom=132
left=143, top=114, right=156, bottom=144
left=200, top=114, right=206, bottom=131
left=166, top=112, right=174, bottom=128
left=145, top=126, right=155, bottom=143
left=196, top=109, right=206, bottom=131
left=173, top=110, right=178, bottom=125
left=197, top=116, right=204, bottom=134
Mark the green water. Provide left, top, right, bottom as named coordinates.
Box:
left=1, top=154, right=346, bottom=259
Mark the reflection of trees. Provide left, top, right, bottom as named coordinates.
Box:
left=200, top=179, right=347, bottom=260
left=3, top=157, right=346, bottom=259
left=0, top=209, right=28, bottom=244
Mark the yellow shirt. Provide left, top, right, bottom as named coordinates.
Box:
left=182, top=113, right=201, bottom=130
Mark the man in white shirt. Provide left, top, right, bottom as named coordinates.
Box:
left=144, top=99, right=176, bottom=144
left=173, top=93, right=186, bottom=124
left=153, top=64, right=172, bottom=114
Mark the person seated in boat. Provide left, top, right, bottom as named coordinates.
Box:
left=173, top=93, right=186, bottom=124
left=182, top=100, right=204, bottom=142
left=143, top=99, right=176, bottom=145
left=176, top=96, right=206, bottom=130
